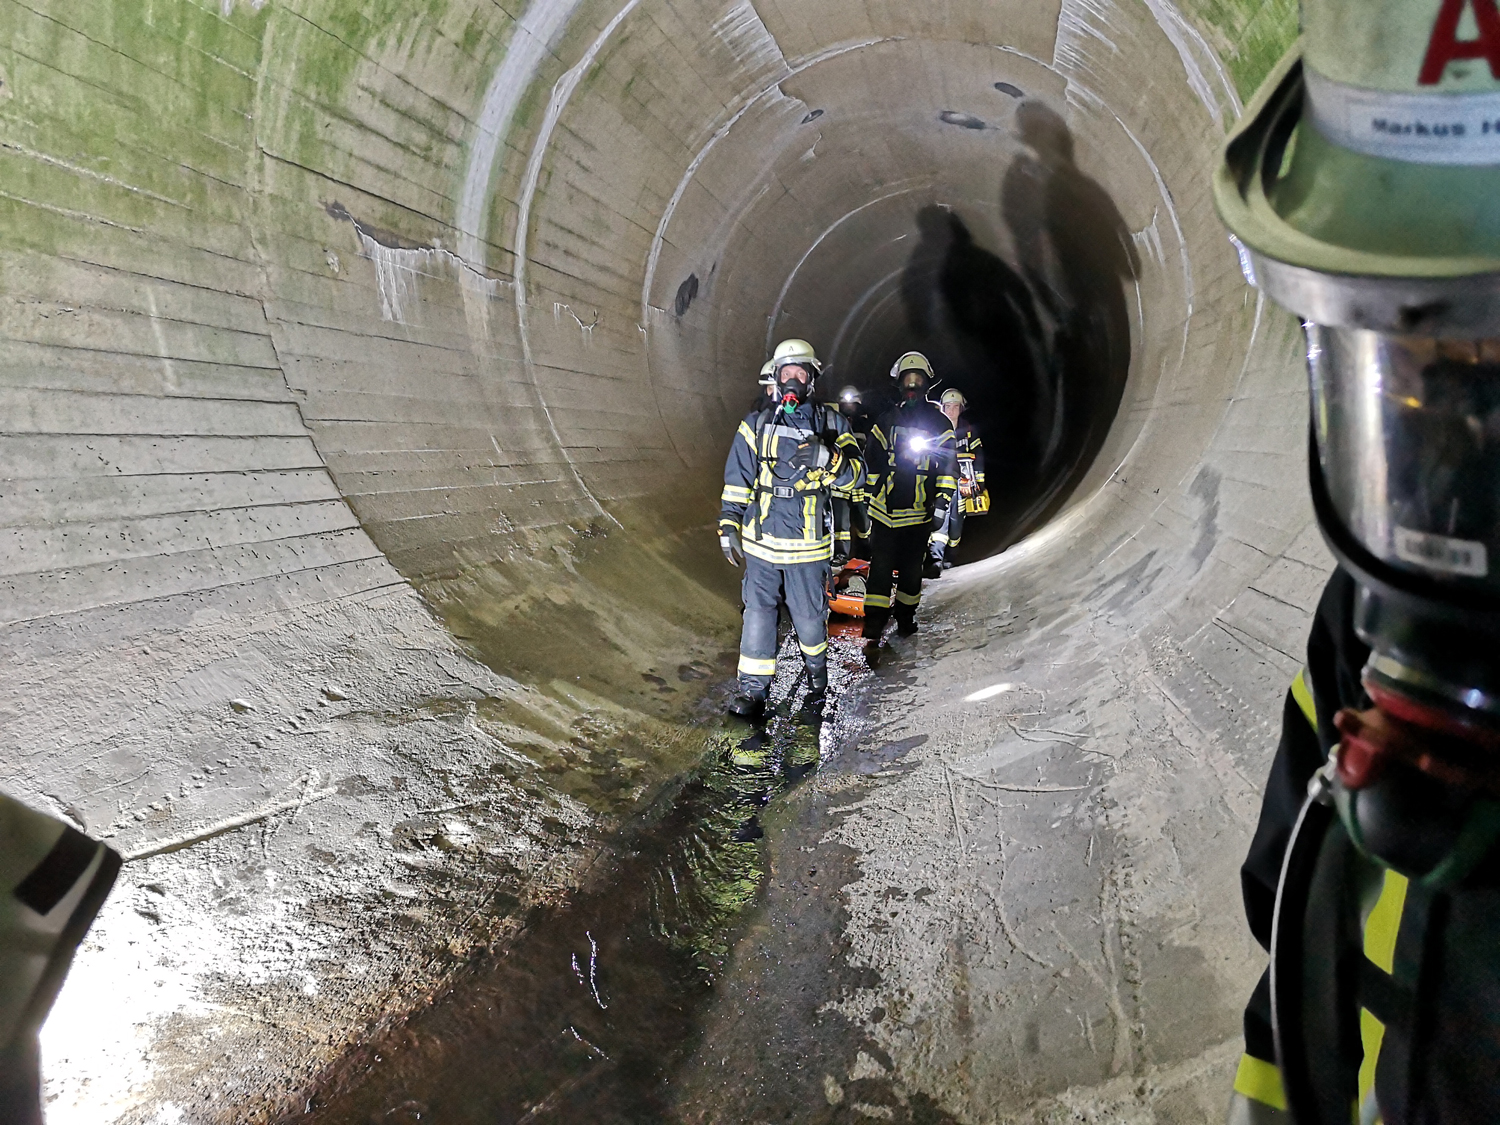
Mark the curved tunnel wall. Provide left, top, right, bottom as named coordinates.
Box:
left=0, top=0, right=1321, bottom=1119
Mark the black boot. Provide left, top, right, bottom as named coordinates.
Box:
left=895, top=615, right=918, bottom=637
left=797, top=668, right=828, bottom=724
left=726, top=689, right=767, bottom=721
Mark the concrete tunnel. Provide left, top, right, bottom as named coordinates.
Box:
left=0, top=0, right=1323, bottom=1120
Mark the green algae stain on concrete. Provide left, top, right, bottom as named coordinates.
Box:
left=1182, top=0, right=1299, bottom=101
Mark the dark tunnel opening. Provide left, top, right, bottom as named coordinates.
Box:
left=819, top=102, right=1140, bottom=564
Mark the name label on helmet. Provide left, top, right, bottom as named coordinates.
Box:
left=1307, top=67, right=1500, bottom=164
left=1394, top=525, right=1489, bottom=576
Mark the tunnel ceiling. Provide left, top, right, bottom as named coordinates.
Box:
left=0, top=0, right=1326, bottom=1120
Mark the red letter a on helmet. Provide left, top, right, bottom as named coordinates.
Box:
left=1420, top=0, right=1500, bottom=84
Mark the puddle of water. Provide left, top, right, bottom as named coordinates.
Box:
left=289, top=632, right=870, bottom=1124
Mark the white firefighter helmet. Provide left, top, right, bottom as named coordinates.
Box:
left=770, top=338, right=822, bottom=377
left=939, top=388, right=967, bottom=410
left=889, top=351, right=935, bottom=381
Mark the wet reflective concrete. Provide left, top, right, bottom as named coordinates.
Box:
left=292, top=627, right=877, bottom=1123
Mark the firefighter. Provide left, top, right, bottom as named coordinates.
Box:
left=0, top=794, right=119, bottom=1124
left=861, top=352, right=956, bottom=663
left=720, top=339, right=863, bottom=722
left=832, top=386, right=874, bottom=566
left=1215, top=2, right=1500, bottom=1120
left=752, top=358, right=776, bottom=411
left=927, top=388, right=985, bottom=573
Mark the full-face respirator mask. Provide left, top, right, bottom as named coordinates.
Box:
left=1217, top=0, right=1500, bottom=890
left=1216, top=3, right=1500, bottom=1117
left=766, top=338, right=822, bottom=416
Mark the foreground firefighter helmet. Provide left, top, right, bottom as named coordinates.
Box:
left=1217, top=0, right=1500, bottom=728
left=771, top=338, right=821, bottom=376
left=889, top=351, right=934, bottom=382
left=771, top=339, right=820, bottom=407
left=890, top=352, right=936, bottom=399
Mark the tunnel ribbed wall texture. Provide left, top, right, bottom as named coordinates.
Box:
left=0, top=0, right=1323, bottom=1119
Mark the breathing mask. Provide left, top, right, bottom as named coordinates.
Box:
left=775, top=364, right=811, bottom=410
left=769, top=338, right=822, bottom=415
left=889, top=351, right=937, bottom=402
left=1216, top=0, right=1500, bottom=886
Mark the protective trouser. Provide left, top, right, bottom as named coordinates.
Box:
left=832, top=497, right=871, bottom=558
left=863, top=522, right=928, bottom=638
left=929, top=501, right=964, bottom=563
left=737, top=556, right=830, bottom=697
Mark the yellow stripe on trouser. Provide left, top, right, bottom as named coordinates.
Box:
left=864, top=594, right=891, bottom=609
left=799, top=640, right=828, bottom=657
left=894, top=590, right=920, bottom=606
left=1359, top=868, right=1409, bottom=1117
left=738, top=655, right=776, bottom=677
left=1233, top=1053, right=1287, bottom=1112
left=1291, top=666, right=1317, bottom=729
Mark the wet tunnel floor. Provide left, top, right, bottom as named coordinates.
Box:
left=289, top=623, right=950, bottom=1124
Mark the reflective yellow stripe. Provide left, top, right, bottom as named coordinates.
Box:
left=1233, top=1053, right=1288, bottom=1111
left=894, top=590, right=921, bottom=606
left=799, top=640, right=828, bottom=657
left=872, top=509, right=934, bottom=529
left=743, top=541, right=833, bottom=565
left=804, top=496, right=817, bottom=540
left=738, top=655, right=777, bottom=676
left=722, top=485, right=754, bottom=503
left=864, top=594, right=891, bottom=609
left=936, top=475, right=957, bottom=490
left=737, top=421, right=756, bottom=446
left=1358, top=868, right=1409, bottom=1110
left=1291, top=666, right=1317, bottom=730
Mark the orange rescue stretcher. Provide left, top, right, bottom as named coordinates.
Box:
left=828, top=558, right=869, bottom=617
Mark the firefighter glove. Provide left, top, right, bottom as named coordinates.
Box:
left=720, top=530, right=743, bottom=566
left=791, top=438, right=832, bottom=471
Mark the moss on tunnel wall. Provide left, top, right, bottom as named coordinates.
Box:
left=1182, top=0, right=1299, bottom=99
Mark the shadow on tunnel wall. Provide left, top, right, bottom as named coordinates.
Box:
left=889, top=102, right=1139, bottom=560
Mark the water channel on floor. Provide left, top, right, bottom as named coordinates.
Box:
left=290, top=625, right=876, bottom=1124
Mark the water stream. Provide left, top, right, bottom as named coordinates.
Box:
left=290, top=627, right=872, bottom=1123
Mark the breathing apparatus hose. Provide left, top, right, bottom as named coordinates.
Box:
left=1271, top=773, right=1347, bottom=1125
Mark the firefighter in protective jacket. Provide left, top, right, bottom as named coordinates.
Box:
left=720, top=339, right=863, bottom=722
left=928, top=388, right=984, bottom=571
left=1215, top=0, right=1500, bottom=1120
left=861, top=352, right=956, bottom=661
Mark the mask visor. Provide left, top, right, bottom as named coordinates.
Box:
left=1309, top=326, right=1500, bottom=593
